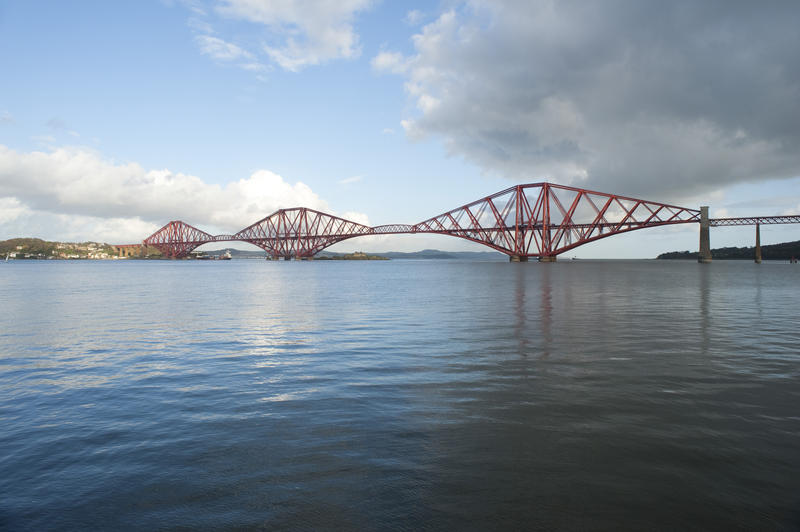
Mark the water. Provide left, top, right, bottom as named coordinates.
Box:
left=1, top=259, right=799, bottom=530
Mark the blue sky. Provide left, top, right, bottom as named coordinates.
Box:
left=1, top=1, right=799, bottom=257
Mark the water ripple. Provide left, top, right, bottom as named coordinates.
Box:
left=1, top=260, right=799, bottom=530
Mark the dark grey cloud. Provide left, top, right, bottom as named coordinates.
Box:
left=381, top=0, right=800, bottom=203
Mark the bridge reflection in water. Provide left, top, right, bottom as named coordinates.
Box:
left=120, top=182, right=799, bottom=262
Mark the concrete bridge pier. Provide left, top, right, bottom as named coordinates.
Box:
left=755, top=223, right=762, bottom=264
left=538, top=255, right=557, bottom=263
left=509, top=255, right=528, bottom=262
left=698, top=206, right=712, bottom=263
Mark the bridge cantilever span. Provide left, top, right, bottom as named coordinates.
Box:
left=130, top=182, right=797, bottom=261
left=142, top=220, right=214, bottom=259
left=233, top=207, right=373, bottom=259
left=409, top=182, right=700, bottom=261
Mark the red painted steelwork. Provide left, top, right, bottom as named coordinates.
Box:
left=134, top=182, right=724, bottom=259
left=710, top=215, right=800, bottom=227
left=234, top=208, right=373, bottom=259
left=143, top=220, right=215, bottom=259
left=413, top=183, right=700, bottom=258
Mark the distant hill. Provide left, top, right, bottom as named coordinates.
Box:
left=375, top=249, right=506, bottom=261
left=0, top=238, right=57, bottom=256
left=658, top=240, right=800, bottom=260
left=315, top=251, right=387, bottom=260
left=200, top=248, right=265, bottom=258
left=0, top=237, right=118, bottom=259
left=201, top=248, right=506, bottom=260
left=317, top=249, right=505, bottom=260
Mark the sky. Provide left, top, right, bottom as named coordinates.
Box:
left=1, top=0, right=799, bottom=258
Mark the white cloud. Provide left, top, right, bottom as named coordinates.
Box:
left=187, top=16, right=215, bottom=34
left=51, top=214, right=160, bottom=244
left=215, top=0, right=372, bottom=71
left=0, top=197, right=30, bottom=224
left=0, top=144, right=367, bottom=243
left=0, top=111, right=13, bottom=124
left=405, top=9, right=424, bottom=25
left=340, top=210, right=370, bottom=226
left=164, top=0, right=208, bottom=16
left=400, top=119, right=422, bottom=140
left=192, top=30, right=268, bottom=74
left=338, top=175, right=362, bottom=185
left=371, top=51, right=409, bottom=74
left=380, top=1, right=800, bottom=203
left=196, top=34, right=254, bottom=61
left=241, top=61, right=268, bottom=72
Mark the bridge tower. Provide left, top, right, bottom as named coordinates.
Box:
left=698, top=206, right=712, bottom=263
left=755, top=223, right=762, bottom=264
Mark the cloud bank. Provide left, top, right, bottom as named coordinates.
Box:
left=0, top=145, right=357, bottom=243
left=375, top=0, right=800, bottom=201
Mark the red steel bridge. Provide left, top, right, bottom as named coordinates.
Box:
left=124, top=182, right=799, bottom=262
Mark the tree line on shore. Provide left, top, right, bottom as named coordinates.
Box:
left=657, top=240, right=800, bottom=260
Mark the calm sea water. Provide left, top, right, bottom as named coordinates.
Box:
left=1, top=259, right=799, bottom=530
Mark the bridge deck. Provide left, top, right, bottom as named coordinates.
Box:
left=710, top=216, right=800, bottom=226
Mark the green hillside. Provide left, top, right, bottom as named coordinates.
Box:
left=658, top=240, right=800, bottom=260
left=1, top=238, right=118, bottom=259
